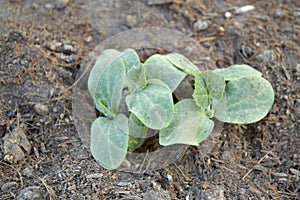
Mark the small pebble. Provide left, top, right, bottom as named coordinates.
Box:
left=17, top=186, right=42, bottom=199
left=290, top=168, right=300, bottom=176
left=273, top=172, right=288, bottom=177
left=68, top=184, right=76, bottom=191
left=126, top=15, right=137, bottom=27
left=65, top=55, right=75, bottom=63
left=69, top=115, right=74, bottom=121
left=62, top=44, right=77, bottom=55
left=33, top=147, right=39, bottom=158
left=166, top=174, right=173, bottom=182
left=1, top=181, right=18, bottom=192
left=225, top=12, right=232, bottom=18
left=253, top=165, right=268, bottom=172
left=45, top=3, right=55, bottom=9
left=235, top=5, right=255, bottom=14
left=56, top=0, right=70, bottom=9
left=3, top=127, right=31, bottom=163
left=46, top=41, right=61, bottom=51
left=296, top=64, right=300, bottom=74
left=86, top=173, right=103, bottom=179
left=40, top=142, right=47, bottom=153
left=219, top=26, right=225, bottom=32
left=84, top=36, right=93, bottom=43
left=278, top=178, right=287, bottom=182
left=34, top=103, right=49, bottom=115
left=193, top=19, right=209, bottom=31
left=53, top=107, right=58, bottom=113
left=147, top=0, right=173, bottom=5
left=22, top=167, right=33, bottom=177
left=117, top=182, right=132, bottom=187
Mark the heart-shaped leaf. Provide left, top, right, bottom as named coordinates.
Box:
left=144, top=54, right=186, bottom=91
left=165, top=53, right=200, bottom=76
left=88, top=49, right=126, bottom=116
left=90, top=114, right=129, bottom=170
left=126, top=64, right=147, bottom=88
left=213, top=76, right=274, bottom=124
left=88, top=49, right=121, bottom=96
left=126, top=79, right=174, bottom=130
left=159, top=99, right=214, bottom=146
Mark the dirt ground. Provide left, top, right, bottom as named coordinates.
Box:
left=0, top=0, right=299, bottom=199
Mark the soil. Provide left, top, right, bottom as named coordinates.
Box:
left=0, top=0, right=299, bottom=199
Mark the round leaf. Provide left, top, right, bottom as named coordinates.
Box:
left=144, top=54, right=186, bottom=91
left=88, top=49, right=121, bottom=96
left=90, top=114, right=129, bottom=170
left=159, top=99, right=214, bottom=146
left=213, top=76, right=274, bottom=124
left=126, top=79, right=174, bottom=130
left=88, top=49, right=126, bottom=115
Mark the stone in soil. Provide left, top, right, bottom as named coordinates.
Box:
left=3, top=126, right=31, bottom=163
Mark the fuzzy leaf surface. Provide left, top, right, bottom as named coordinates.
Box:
left=193, top=71, right=225, bottom=110
left=159, top=99, right=214, bottom=146
left=192, top=75, right=210, bottom=110
left=213, top=76, right=274, bottom=124
left=90, top=114, right=129, bottom=170
left=144, top=54, right=186, bottom=91
left=126, top=79, right=174, bottom=130
left=88, top=49, right=127, bottom=115
left=123, top=49, right=146, bottom=88
left=165, top=53, right=200, bottom=76
left=213, top=64, right=262, bottom=81
left=127, top=113, right=148, bottom=152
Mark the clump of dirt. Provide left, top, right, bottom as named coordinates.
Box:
left=3, top=125, right=31, bottom=164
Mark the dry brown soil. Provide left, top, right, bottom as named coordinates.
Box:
left=0, top=0, right=299, bottom=199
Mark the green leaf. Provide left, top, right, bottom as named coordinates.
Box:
left=159, top=99, right=214, bottom=146
left=213, top=76, right=274, bottom=124
left=127, top=113, right=148, bottom=152
left=121, top=49, right=141, bottom=72
left=122, top=49, right=146, bottom=89
left=193, top=71, right=225, bottom=111
left=144, top=54, right=186, bottom=91
left=213, top=64, right=262, bottom=81
left=126, top=64, right=147, bottom=88
left=192, top=75, right=210, bottom=110
left=97, top=99, right=114, bottom=117
left=126, top=79, right=174, bottom=130
left=200, top=71, right=225, bottom=100
left=88, top=49, right=126, bottom=116
left=88, top=49, right=121, bottom=96
left=165, top=53, right=200, bottom=76
left=90, top=114, right=129, bottom=170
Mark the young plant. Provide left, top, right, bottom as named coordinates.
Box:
left=88, top=49, right=274, bottom=170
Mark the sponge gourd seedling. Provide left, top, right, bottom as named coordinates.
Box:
left=88, top=49, right=274, bottom=170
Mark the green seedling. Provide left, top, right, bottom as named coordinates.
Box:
left=88, top=49, right=274, bottom=170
